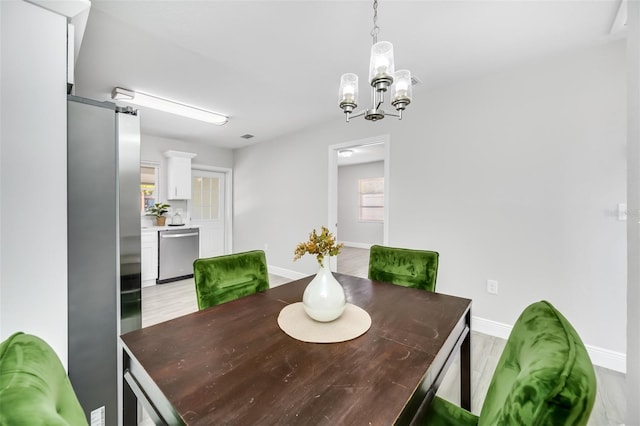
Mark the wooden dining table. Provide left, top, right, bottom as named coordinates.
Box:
left=121, top=273, right=472, bottom=425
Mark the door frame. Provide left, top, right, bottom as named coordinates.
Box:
left=328, top=134, right=390, bottom=270
left=189, top=164, right=233, bottom=254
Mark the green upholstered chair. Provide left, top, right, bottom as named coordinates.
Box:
left=193, top=250, right=270, bottom=310
left=424, top=300, right=596, bottom=426
left=368, top=244, right=439, bottom=292
left=0, top=332, right=88, bottom=426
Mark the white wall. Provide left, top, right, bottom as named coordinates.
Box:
left=141, top=133, right=233, bottom=168
left=0, top=1, right=69, bottom=365
left=140, top=133, right=233, bottom=221
left=234, top=40, right=627, bottom=362
left=338, top=161, right=384, bottom=246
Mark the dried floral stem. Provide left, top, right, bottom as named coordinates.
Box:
left=293, top=226, right=344, bottom=266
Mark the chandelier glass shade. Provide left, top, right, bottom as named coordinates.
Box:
left=338, top=0, right=412, bottom=122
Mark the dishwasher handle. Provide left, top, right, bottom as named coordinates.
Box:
left=161, top=232, right=199, bottom=239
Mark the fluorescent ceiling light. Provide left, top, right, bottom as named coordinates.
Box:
left=111, top=87, right=228, bottom=125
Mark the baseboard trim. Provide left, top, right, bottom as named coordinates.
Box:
left=585, top=345, right=627, bottom=373
left=268, top=265, right=306, bottom=287
left=472, top=315, right=626, bottom=373
left=339, top=241, right=374, bottom=249
left=471, top=316, right=512, bottom=340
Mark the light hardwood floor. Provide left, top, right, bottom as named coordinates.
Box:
left=140, top=247, right=625, bottom=425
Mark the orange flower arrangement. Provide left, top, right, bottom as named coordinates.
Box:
left=293, top=226, right=344, bottom=266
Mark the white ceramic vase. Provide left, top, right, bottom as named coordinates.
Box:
left=302, top=256, right=347, bottom=322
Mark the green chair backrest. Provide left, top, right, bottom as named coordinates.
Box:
left=193, top=250, right=270, bottom=310
left=0, top=332, right=88, bottom=426
left=368, top=244, right=439, bottom=292
left=478, top=300, right=596, bottom=426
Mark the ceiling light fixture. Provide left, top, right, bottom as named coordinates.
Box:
left=338, top=149, right=354, bottom=158
left=111, top=87, right=228, bottom=125
left=338, top=0, right=412, bottom=123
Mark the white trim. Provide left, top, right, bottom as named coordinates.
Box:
left=190, top=164, right=233, bottom=254
left=328, top=135, right=390, bottom=270
left=471, top=315, right=513, bottom=340
left=472, top=315, right=626, bottom=373
left=585, top=345, right=627, bottom=374
left=339, top=241, right=374, bottom=249
left=383, top=140, right=390, bottom=245
left=268, top=265, right=306, bottom=286
left=164, top=150, right=197, bottom=159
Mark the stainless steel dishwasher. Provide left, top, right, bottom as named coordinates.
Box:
left=157, top=228, right=200, bottom=283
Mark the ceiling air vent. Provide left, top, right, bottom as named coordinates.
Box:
left=241, top=134, right=254, bottom=139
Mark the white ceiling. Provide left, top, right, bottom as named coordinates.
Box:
left=73, top=0, right=624, bottom=150
left=337, top=142, right=385, bottom=166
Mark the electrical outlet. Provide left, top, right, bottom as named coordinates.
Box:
left=90, top=406, right=105, bottom=426
left=487, top=279, right=498, bottom=295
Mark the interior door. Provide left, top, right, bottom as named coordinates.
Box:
left=190, top=170, right=225, bottom=258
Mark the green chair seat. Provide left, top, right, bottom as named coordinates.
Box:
left=368, top=244, right=439, bottom=292
left=193, top=250, right=270, bottom=309
left=424, top=300, right=597, bottom=426
left=0, top=332, right=88, bottom=425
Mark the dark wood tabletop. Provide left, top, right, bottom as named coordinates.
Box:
left=121, top=273, right=471, bottom=425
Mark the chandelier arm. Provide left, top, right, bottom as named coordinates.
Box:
left=381, top=109, right=401, bottom=118
left=349, top=110, right=368, bottom=120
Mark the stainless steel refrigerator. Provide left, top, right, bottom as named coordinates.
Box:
left=67, top=96, right=141, bottom=426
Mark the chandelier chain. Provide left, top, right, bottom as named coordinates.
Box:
left=370, top=0, right=379, bottom=44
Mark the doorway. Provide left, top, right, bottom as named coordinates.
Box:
left=328, top=135, right=390, bottom=271
left=189, top=167, right=233, bottom=258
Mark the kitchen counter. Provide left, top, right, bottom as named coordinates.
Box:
left=142, top=225, right=199, bottom=231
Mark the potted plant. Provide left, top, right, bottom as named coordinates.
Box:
left=146, top=202, right=171, bottom=226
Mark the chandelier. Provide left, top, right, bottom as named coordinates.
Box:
left=338, top=0, right=412, bottom=122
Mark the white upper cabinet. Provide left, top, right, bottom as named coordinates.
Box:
left=165, top=150, right=197, bottom=200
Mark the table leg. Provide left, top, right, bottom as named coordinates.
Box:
left=460, top=311, right=471, bottom=411
left=122, top=350, right=138, bottom=425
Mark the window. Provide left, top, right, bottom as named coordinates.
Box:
left=359, top=177, right=384, bottom=222
left=192, top=173, right=221, bottom=221
left=140, top=163, right=159, bottom=214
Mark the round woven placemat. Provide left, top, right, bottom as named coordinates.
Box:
left=277, top=302, right=371, bottom=343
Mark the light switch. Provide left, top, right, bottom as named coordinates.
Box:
left=486, top=279, right=498, bottom=295
left=618, top=203, right=627, bottom=221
